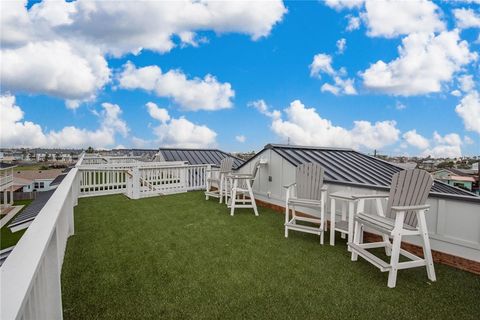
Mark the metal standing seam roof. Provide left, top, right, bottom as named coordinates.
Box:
left=0, top=162, right=17, bottom=169
left=50, top=174, right=67, bottom=186
left=237, top=144, right=480, bottom=202
left=8, top=190, right=56, bottom=229
left=157, top=148, right=244, bottom=170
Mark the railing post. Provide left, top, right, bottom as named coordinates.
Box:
left=132, top=167, right=140, bottom=199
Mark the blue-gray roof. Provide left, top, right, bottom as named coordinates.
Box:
left=0, top=162, right=16, bottom=169
left=158, top=148, right=244, bottom=170
left=9, top=190, right=55, bottom=229
left=239, top=144, right=480, bottom=202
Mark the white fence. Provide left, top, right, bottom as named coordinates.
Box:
left=0, top=168, right=13, bottom=191
left=78, top=163, right=210, bottom=199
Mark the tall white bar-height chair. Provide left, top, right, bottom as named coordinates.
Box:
left=227, top=161, right=260, bottom=216
left=349, top=169, right=436, bottom=288
left=205, top=157, right=234, bottom=203
left=284, top=163, right=327, bottom=244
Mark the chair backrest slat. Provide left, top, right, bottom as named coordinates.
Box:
left=386, top=169, right=433, bottom=227
left=219, top=157, right=234, bottom=173
left=239, top=161, right=261, bottom=189
left=295, top=163, right=324, bottom=201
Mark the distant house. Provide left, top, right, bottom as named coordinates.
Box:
left=13, top=169, right=65, bottom=192
left=432, top=169, right=478, bottom=193
left=157, top=148, right=244, bottom=170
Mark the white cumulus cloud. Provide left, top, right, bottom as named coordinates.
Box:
left=0, top=40, right=110, bottom=107
left=118, top=62, right=234, bottom=111
left=403, top=130, right=430, bottom=149
left=454, top=8, right=480, bottom=29
left=0, top=0, right=285, bottom=106
left=145, top=102, right=217, bottom=148
left=0, top=94, right=128, bottom=148
left=310, top=54, right=357, bottom=95
left=362, top=0, right=445, bottom=38
left=361, top=30, right=477, bottom=96
left=260, top=100, right=399, bottom=150
left=336, top=38, right=347, bottom=54
left=456, top=91, right=480, bottom=134
left=309, top=53, right=335, bottom=78
left=422, top=132, right=464, bottom=158
left=235, top=135, right=246, bottom=143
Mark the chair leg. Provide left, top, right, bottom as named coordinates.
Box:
left=230, top=186, right=237, bottom=216
left=330, top=198, right=336, bottom=246
left=219, top=176, right=224, bottom=204
left=320, top=199, right=325, bottom=245
left=285, top=203, right=289, bottom=238
left=246, top=180, right=258, bottom=216
left=387, top=231, right=402, bottom=288
left=351, top=221, right=361, bottom=261
left=418, top=210, right=436, bottom=282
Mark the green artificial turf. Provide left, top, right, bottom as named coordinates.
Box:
left=62, top=192, right=480, bottom=320
left=0, top=200, right=33, bottom=250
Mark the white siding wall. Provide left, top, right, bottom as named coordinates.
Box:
left=239, top=150, right=480, bottom=262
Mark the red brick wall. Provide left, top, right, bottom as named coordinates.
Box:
left=255, top=198, right=480, bottom=275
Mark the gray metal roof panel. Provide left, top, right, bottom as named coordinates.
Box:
left=238, top=144, right=480, bottom=202
left=50, top=174, right=66, bottom=186
left=0, top=162, right=17, bottom=169
left=9, top=190, right=55, bottom=228
left=157, top=148, right=244, bottom=169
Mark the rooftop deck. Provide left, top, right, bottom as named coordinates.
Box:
left=61, top=192, right=479, bottom=319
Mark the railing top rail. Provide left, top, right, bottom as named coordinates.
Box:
left=78, top=161, right=191, bottom=170
left=0, top=167, right=78, bottom=319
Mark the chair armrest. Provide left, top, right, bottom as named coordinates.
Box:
left=391, top=204, right=430, bottom=212
left=283, top=182, right=296, bottom=189
left=228, top=173, right=253, bottom=179
left=351, top=193, right=389, bottom=200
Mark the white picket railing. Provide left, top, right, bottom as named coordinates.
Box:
left=79, top=169, right=128, bottom=197
left=79, top=162, right=210, bottom=199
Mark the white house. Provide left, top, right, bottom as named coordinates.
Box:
left=13, top=169, right=65, bottom=193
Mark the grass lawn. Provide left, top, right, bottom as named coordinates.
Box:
left=14, top=164, right=46, bottom=171
left=62, top=192, right=480, bottom=320
left=0, top=200, right=33, bottom=250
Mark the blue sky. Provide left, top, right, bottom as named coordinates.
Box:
left=1, top=0, right=479, bottom=157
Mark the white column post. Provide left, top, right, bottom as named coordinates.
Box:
left=132, top=167, right=140, bottom=199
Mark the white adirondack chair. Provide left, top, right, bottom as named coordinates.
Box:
left=205, top=157, right=234, bottom=203
left=349, top=169, right=436, bottom=288
left=284, top=163, right=327, bottom=244
left=227, top=161, right=260, bottom=216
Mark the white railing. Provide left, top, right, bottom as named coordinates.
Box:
left=81, top=156, right=107, bottom=165
left=0, top=167, right=80, bottom=320
left=78, top=162, right=210, bottom=199
left=186, top=165, right=209, bottom=190
left=0, top=172, right=13, bottom=190
left=79, top=169, right=127, bottom=197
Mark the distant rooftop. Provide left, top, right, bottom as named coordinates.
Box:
left=158, top=148, right=244, bottom=170
left=9, top=190, right=55, bottom=230
left=0, top=162, right=17, bottom=169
